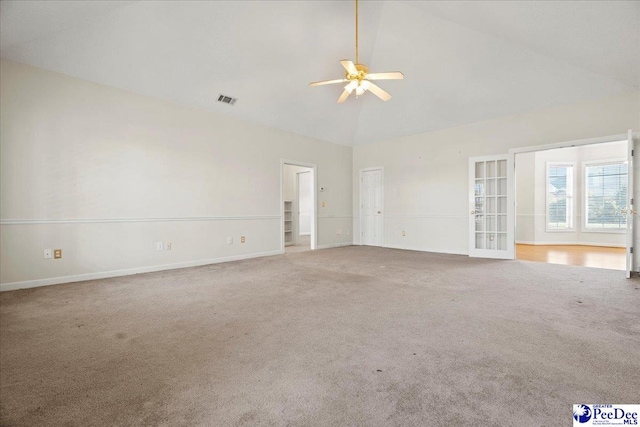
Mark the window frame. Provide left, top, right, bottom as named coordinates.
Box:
left=582, top=158, right=628, bottom=234
left=545, top=161, right=576, bottom=232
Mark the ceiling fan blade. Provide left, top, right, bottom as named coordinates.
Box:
left=367, top=83, right=392, bottom=101
left=366, top=71, right=404, bottom=81
left=340, top=60, right=358, bottom=76
left=337, top=89, right=351, bottom=104
left=309, top=78, right=348, bottom=87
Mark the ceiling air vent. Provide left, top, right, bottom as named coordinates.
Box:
left=217, top=94, right=237, bottom=106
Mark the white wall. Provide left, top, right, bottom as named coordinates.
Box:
left=353, top=91, right=640, bottom=259
left=2, top=59, right=639, bottom=290
left=0, top=60, right=353, bottom=290
left=516, top=141, right=627, bottom=247
left=298, top=171, right=312, bottom=236
left=515, top=152, right=536, bottom=243
left=283, top=165, right=307, bottom=201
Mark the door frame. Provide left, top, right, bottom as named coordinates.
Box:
left=508, top=131, right=639, bottom=275
left=359, top=166, right=384, bottom=246
left=280, top=160, right=317, bottom=252
left=469, top=154, right=515, bottom=259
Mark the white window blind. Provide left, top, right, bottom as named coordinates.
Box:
left=585, top=162, right=628, bottom=230
left=547, top=164, right=574, bottom=229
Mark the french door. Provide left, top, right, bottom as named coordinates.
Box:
left=469, top=155, right=514, bottom=259
left=626, top=130, right=635, bottom=278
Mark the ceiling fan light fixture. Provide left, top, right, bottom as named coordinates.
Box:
left=345, top=80, right=358, bottom=93
left=356, top=80, right=371, bottom=96
left=309, top=0, right=403, bottom=103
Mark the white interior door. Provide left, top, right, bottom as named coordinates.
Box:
left=626, top=130, right=635, bottom=278
left=361, top=168, right=384, bottom=246
left=469, top=155, right=514, bottom=259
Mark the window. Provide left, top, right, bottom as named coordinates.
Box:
left=546, top=163, right=574, bottom=230
left=585, top=161, right=628, bottom=230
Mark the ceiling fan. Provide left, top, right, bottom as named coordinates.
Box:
left=309, top=0, right=403, bottom=103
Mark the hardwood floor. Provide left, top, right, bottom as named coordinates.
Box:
left=516, top=244, right=625, bottom=270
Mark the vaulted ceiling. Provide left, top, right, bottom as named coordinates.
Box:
left=1, top=1, right=638, bottom=146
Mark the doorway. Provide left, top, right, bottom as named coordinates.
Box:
left=510, top=131, right=637, bottom=276
left=360, top=167, right=384, bottom=246
left=282, top=161, right=316, bottom=253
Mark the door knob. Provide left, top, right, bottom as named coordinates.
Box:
left=377, top=211, right=381, bottom=214
left=471, top=210, right=475, bottom=215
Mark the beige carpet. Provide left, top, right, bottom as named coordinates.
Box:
left=1, top=247, right=639, bottom=426
left=285, top=235, right=311, bottom=253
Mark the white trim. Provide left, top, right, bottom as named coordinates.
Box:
left=0, top=250, right=283, bottom=292
left=626, top=130, right=635, bottom=277
left=0, top=215, right=281, bottom=226
left=382, top=244, right=468, bottom=256
left=509, top=133, right=636, bottom=155
left=515, top=241, right=625, bottom=248
left=359, top=166, right=384, bottom=247
left=315, top=242, right=352, bottom=250
left=469, top=154, right=515, bottom=259
left=384, top=214, right=468, bottom=219
left=353, top=214, right=466, bottom=219
left=294, top=171, right=300, bottom=246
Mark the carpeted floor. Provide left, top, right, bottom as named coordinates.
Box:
left=1, top=246, right=639, bottom=426
left=285, top=235, right=311, bottom=253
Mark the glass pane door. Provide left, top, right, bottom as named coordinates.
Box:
left=469, top=155, right=513, bottom=259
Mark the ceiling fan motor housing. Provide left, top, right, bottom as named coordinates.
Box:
left=348, top=64, right=369, bottom=81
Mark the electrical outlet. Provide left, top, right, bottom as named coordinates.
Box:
left=166, top=242, right=172, bottom=250
left=336, top=229, right=342, bottom=235
left=322, top=201, right=326, bottom=208
left=227, top=237, right=233, bottom=245
left=44, top=249, right=52, bottom=259
left=402, top=231, right=406, bottom=236
left=156, top=242, right=164, bottom=251
left=240, top=236, right=246, bottom=243
left=53, top=249, right=62, bottom=259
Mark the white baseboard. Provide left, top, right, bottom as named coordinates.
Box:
left=352, top=240, right=468, bottom=256
left=0, top=250, right=284, bottom=292
left=381, top=244, right=468, bottom=256
left=315, top=242, right=352, bottom=250
left=516, top=241, right=625, bottom=248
